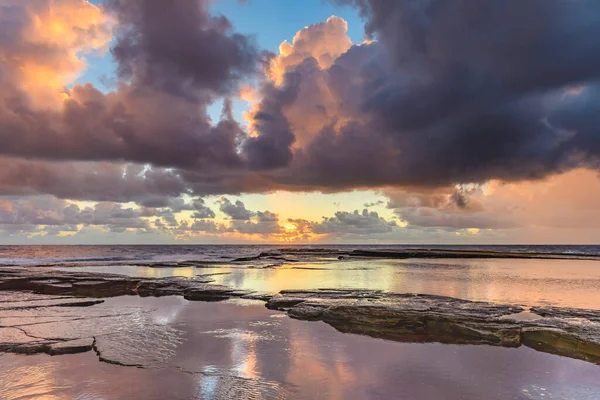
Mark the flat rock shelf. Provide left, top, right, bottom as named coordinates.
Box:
left=1, top=267, right=599, bottom=366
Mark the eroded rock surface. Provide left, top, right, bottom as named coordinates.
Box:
left=0, top=291, right=104, bottom=355
left=0, top=267, right=254, bottom=300
left=345, top=249, right=600, bottom=260
left=1, top=268, right=600, bottom=366
left=266, top=289, right=600, bottom=364
left=0, top=268, right=260, bottom=365
left=0, top=290, right=184, bottom=367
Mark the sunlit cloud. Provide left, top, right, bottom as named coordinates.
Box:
left=1, top=1, right=600, bottom=244
left=266, top=16, right=352, bottom=86
left=5, top=0, right=113, bottom=108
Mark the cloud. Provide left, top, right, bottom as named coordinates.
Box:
left=385, top=169, right=600, bottom=231
left=191, top=199, right=216, bottom=219
left=0, top=158, right=189, bottom=204
left=246, top=2, right=600, bottom=191
left=267, top=16, right=352, bottom=85
left=175, top=201, right=283, bottom=238
left=312, top=209, right=397, bottom=235
left=239, top=85, right=259, bottom=103
left=3, top=3, right=600, bottom=198
left=0, top=0, right=259, bottom=171
left=76, top=202, right=153, bottom=232
left=182, top=219, right=222, bottom=233
left=229, top=212, right=282, bottom=235
left=108, top=0, right=258, bottom=95
left=0, top=0, right=113, bottom=108
left=0, top=196, right=155, bottom=235
left=2, top=2, right=600, bottom=244
left=218, top=197, right=253, bottom=220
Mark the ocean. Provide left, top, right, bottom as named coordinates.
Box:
left=1, top=244, right=600, bottom=266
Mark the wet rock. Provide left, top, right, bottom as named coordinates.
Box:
left=90, top=319, right=183, bottom=368
left=0, top=296, right=103, bottom=311
left=0, top=327, right=38, bottom=345
left=0, top=326, right=93, bottom=356
left=0, top=268, right=254, bottom=301
left=147, top=262, right=187, bottom=268
left=346, top=249, right=600, bottom=260
left=231, top=252, right=276, bottom=262
left=241, top=293, right=274, bottom=302
left=266, top=289, right=600, bottom=364
left=2, top=268, right=600, bottom=367
left=268, top=290, right=522, bottom=346
left=0, top=290, right=184, bottom=366
left=183, top=288, right=235, bottom=302
left=529, top=306, right=600, bottom=322
left=48, top=338, right=94, bottom=355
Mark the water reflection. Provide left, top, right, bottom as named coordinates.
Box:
left=209, top=258, right=600, bottom=309
left=59, top=258, right=600, bottom=309
left=1, top=298, right=600, bottom=399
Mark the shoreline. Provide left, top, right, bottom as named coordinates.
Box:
left=3, top=247, right=599, bottom=269
left=1, top=266, right=599, bottom=366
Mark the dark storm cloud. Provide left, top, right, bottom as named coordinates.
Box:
left=3, top=0, right=600, bottom=204
left=242, top=71, right=300, bottom=169
left=108, top=0, right=258, bottom=96
left=0, top=158, right=189, bottom=204
left=0, top=0, right=257, bottom=169
left=248, top=0, right=600, bottom=190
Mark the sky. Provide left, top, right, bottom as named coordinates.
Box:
left=1, top=0, right=600, bottom=244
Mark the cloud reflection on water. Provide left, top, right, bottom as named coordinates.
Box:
left=2, top=297, right=600, bottom=399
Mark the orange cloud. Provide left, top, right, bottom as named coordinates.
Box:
left=484, top=169, right=600, bottom=229
left=7, top=0, right=113, bottom=108
left=246, top=16, right=358, bottom=148
left=267, top=16, right=352, bottom=86
left=387, top=168, right=600, bottom=241
left=239, top=85, right=259, bottom=104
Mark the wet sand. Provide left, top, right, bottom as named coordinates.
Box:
left=2, top=297, right=600, bottom=400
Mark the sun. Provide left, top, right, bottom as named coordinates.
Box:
left=283, top=223, right=297, bottom=233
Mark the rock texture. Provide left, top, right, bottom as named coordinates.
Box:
left=0, top=267, right=254, bottom=300
left=344, top=249, right=600, bottom=260
left=0, top=289, right=184, bottom=366
left=0, top=291, right=101, bottom=355
left=1, top=268, right=600, bottom=366
left=0, top=267, right=260, bottom=363
left=266, top=289, right=600, bottom=364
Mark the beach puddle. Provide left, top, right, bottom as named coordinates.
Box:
left=1, top=296, right=600, bottom=399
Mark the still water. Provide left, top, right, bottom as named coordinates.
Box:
left=60, top=257, right=600, bottom=309
left=1, top=297, right=600, bottom=400
left=3, top=246, right=600, bottom=399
